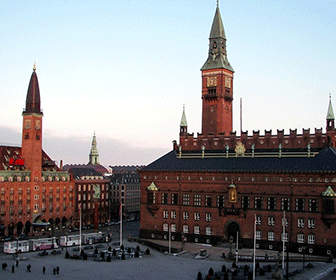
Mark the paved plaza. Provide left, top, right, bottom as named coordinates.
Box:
left=0, top=240, right=335, bottom=280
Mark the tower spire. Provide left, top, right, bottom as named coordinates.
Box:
left=24, top=66, right=42, bottom=114
left=327, top=94, right=335, bottom=120
left=179, top=105, right=188, bottom=136
left=89, top=133, right=100, bottom=165
left=201, top=4, right=233, bottom=71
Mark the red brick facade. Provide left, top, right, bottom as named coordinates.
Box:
left=139, top=6, right=336, bottom=257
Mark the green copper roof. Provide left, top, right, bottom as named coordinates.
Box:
left=327, top=98, right=335, bottom=120
left=201, top=6, right=233, bottom=72
left=147, top=182, right=158, bottom=191
left=180, top=105, right=187, bottom=127
left=89, top=132, right=100, bottom=165
left=210, top=7, right=226, bottom=39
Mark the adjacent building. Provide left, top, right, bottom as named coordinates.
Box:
left=64, top=134, right=110, bottom=228
left=139, top=5, right=336, bottom=257
left=109, top=166, right=143, bottom=221
left=0, top=66, right=74, bottom=236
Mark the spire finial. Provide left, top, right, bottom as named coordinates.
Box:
left=217, top=0, right=219, bottom=8
left=33, top=62, right=36, bottom=72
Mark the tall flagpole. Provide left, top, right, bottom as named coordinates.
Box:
left=168, top=224, right=171, bottom=254
left=79, top=205, right=82, bottom=252
left=120, top=202, right=123, bottom=247
left=282, top=211, right=286, bottom=272
left=253, top=214, right=256, bottom=280
left=236, top=230, right=239, bottom=264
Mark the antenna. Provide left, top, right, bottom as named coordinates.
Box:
left=240, top=97, right=243, bottom=134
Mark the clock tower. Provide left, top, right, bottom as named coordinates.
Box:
left=22, top=65, right=43, bottom=179
left=201, top=4, right=234, bottom=136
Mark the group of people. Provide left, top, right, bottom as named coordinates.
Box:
left=2, top=261, right=61, bottom=275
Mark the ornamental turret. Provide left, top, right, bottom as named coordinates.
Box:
left=326, top=95, right=335, bottom=131
left=180, top=105, right=188, bottom=136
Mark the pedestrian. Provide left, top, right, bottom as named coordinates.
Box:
left=27, top=264, right=31, bottom=272
left=42, top=266, right=46, bottom=274
left=56, top=266, right=60, bottom=275
left=15, top=259, right=19, bottom=267
left=11, top=265, right=14, bottom=273
left=53, top=268, right=56, bottom=275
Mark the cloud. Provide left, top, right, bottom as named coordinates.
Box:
left=0, top=126, right=169, bottom=167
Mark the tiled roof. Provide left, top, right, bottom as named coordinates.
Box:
left=67, top=167, right=102, bottom=179
left=63, top=163, right=108, bottom=175
left=142, top=147, right=336, bottom=173
left=0, top=145, right=58, bottom=171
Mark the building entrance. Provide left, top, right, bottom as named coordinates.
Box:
left=226, top=221, right=240, bottom=243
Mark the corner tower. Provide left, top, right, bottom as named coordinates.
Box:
left=21, top=64, right=43, bottom=178
left=201, top=3, right=234, bottom=135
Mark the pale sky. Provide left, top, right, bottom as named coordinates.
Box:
left=0, top=0, right=335, bottom=166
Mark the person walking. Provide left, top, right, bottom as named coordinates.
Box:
left=11, top=265, right=14, bottom=273
left=56, top=266, right=60, bottom=275
left=42, top=266, right=46, bottom=274
left=15, top=259, right=19, bottom=267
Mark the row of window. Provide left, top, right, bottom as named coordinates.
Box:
left=162, top=223, right=212, bottom=235
left=163, top=210, right=212, bottom=222
left=255, top=231, right=315, bottom=244
left=78, top=193, right=108, bottom=201
left=78, top=184, right=108, bottom=191
left=157, top=193, right=321, bottom=213
left=255, top=216, right=315, bottom=229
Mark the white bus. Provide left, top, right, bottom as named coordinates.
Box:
left=83, top=232, right=104, bottom=244
left=4, top=240, right=30, bottom=254
left=32, top=237, right=58, bottom=251
left=59, top=235, right=81, bottom=247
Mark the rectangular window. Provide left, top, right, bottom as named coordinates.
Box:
left=182, top=194, right=190, bottom=206
left=171, top=224, right=176, bottom=233
left=162, top=193, right=168, bottom=205
left=308, top=234, right=315, bottom=244
left=183, top=211, right=189, bottom=220
left=296, top=198, right=304, bottom=211
left=297, top=218, right=304, bottom=228
left=194, top=194, right=201, bottom=206
left=205, top=213, right=211, bottom=222
left=268, top=231, right=274, bottom=241
left=183, top=225, right=189, bottom=233
left=205, top=227, right=212, bottom=236
left=194, top=226, right=200, bottom=235
left=268, top=216, right=275, bottom=226
left=163, top=210, right=168, bottom=219
left=323, top=199, right=335, bottom=214
left=171, top=193, right=178, bottom=205
left=267, top=197, right=276, bottom=210
left=308, top=199, right=318, bottom=212
left=255, top=197, right=262, bottom=210
left=297, top=233, right=304, bottom=243
left=163, top=223, right=168, bottom=232
left=308, top=218, right=315, bottom=229
left=147, top=192, right=155, bottom=205
left=171, top=211, right=176, bottom=219
left=256, top=231, right=261, bottom=240
left=281, top=198, right=290, bottom=211
left=217, top=195, right=224, bottom=208
left=256, top=215, right=262, bottom=225
left=194, top=212, right=200, bottom=221
left=206, top=195, right=212, bottom=207
left=242, top=196, right=249, bottom=210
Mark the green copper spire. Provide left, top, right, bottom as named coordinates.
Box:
left=180, top=105, right=188, bottom=127
left=201, top=4, right=233, bottom=71
left=327, top=95, right=335, bottom=120
left=89, top=132, right=100, bottom=165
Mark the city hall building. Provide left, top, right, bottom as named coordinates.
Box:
left=0, top=66, right=74, bottom=236
left=139, top=5, right=336, bottom=256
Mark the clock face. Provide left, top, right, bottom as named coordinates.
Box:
left=206, top=76, right=217, bottom=87
left=93, top=185, right=100, bottom=199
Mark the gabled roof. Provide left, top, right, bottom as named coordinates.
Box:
left=0, top=145, right=58, bottom=171
left=142, top=147, right=336, bottom=174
